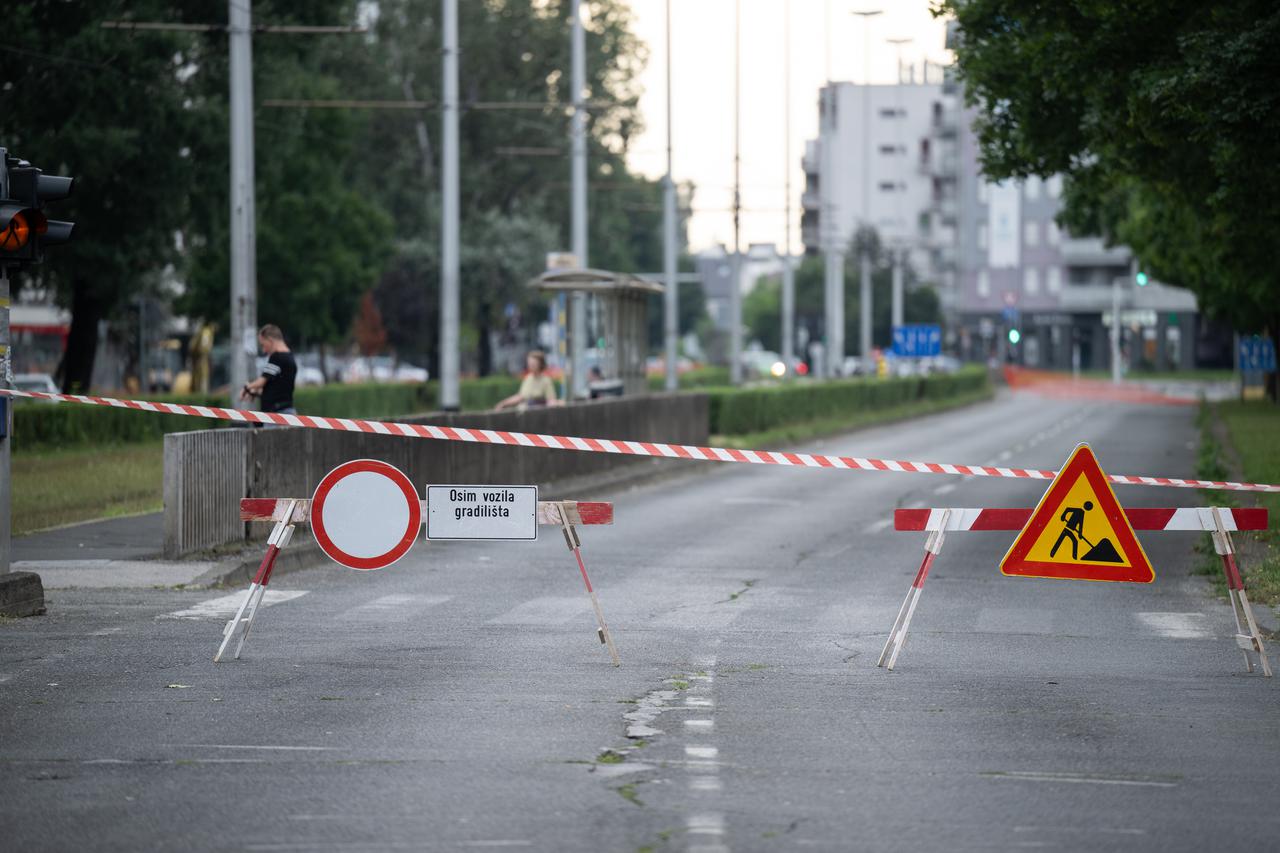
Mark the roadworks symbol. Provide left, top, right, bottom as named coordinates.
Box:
left=1001, top=443, right=1155, bottom=583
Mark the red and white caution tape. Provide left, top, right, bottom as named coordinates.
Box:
left=894, top=507, right=1269, bottom=532
left=3, top=387, right=1279, bottom=493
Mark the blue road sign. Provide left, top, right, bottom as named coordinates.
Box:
left=1239, top=336, right=1277, bottom=373
left=891, top=324, right=942, bottom=357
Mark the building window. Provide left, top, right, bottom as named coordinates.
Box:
left=978, top=223, right=988, bottom=249
left=1024, top=267, right=1040, bottom=294
left=1047, top=267, right=1062, bottom=293
left=977, top=269, right=990, bottom=297
left=1024, top=221, right=1040, bottom=247
left=1047, top=175, right=1063, bottom=198
left=1025, top=176, right=1041, bottom=198
left=1047, top=220, right=1061, bottom=245
left=978, top=181, right=990, bottom=204
left=879, top=181, right=899, bottom=192
left=878, top=107, right=904, bottom=118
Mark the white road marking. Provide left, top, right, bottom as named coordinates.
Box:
left=1135, top=612, right=1212, bottom=639
left=985, top=771, right=1177, bottom=788
left=488, top=596, right=588, bottom=626
left=338, top=594, right=452, bottom=621
left=685, top=697, right=714, bottom=708
left=684, top=719, right=714, bottom=730
left=90, top=626, right=122, bottom=636
left=686, top=746, right=718, bottom=759
left=163, top=744, right=339, bottom=751
left=689, top=776, right=722, bottom=792
left=864, top=518, right=894, bottom=534
left=687, top=813, right=726, bottom=835
left=162, top=590, right=308, bottom=620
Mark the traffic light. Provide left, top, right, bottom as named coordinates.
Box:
left=1008, top=328, right=1021, bottom=345
left=0, top=148, right=75, bottom=268
left=1135, top=270, right=1149, bottom=287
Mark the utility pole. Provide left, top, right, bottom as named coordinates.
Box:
left=781, top=0, right=795, bottom=376
left=729, top=0, right=743, bottom=385
left=570, top=0, right=588, bottom=399
left=853, top=9, right=881, bottom=368
left=0, top=265, right=10, bottom=572
left=821, top=2, right=843, bottom=377
left=228, top=0, right=257, bottom=407
left=440, top=0, right=460, bottom=410
left=887, top=37, right=911, bottom=333
left=662, top=0, right=678, bottom=392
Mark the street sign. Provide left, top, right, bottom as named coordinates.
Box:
left=426, top=485, right=539, bottom=541
left=1001, top=444, right=1154, bottom=583
left=891, top=324, right=942, bottom=357
left=310, top=459, right=421, bottom=570
left=1239, top=336, right=1277, bottom=373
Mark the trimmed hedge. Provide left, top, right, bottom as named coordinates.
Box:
left=646, top=366, right=731, bottom=391
left=12, top=367, right=988, bottom=450
left=707, top=368, right=989, bottom=436
left=12, top=376, right=522, bottom=450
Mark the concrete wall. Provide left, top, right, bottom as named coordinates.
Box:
left=163, top=393, right=709, bottom=557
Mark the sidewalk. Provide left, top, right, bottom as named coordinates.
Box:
left=11, top=513, right=322, bottom=590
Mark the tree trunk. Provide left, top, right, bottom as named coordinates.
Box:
left=60, top=280, right=104, bottom=393
left=477, top=302, right=493, bottom=377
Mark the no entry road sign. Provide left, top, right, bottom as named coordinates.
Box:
left=310, top=459, right=421, bottom=570
left=1001, top=444, right=1154, bottom=583
left=426, top=485, right=538, bottom=540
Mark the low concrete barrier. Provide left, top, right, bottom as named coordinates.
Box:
left=163, top=393, right=708, bottom=557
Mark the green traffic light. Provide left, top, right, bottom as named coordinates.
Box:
left=1135, top=271, right=1149, bottom=287
left=1008, top=328, right=1021, bottom=345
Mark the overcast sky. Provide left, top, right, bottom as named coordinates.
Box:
left=620, top=0, right=953, bottom=255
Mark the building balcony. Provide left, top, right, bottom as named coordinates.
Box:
left=1059, top=236, right=1131, bottom=267
left=800, top=190, right=821, bottom=212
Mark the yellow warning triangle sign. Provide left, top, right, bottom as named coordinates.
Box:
left=1001, top=443, right=1155, bottom=583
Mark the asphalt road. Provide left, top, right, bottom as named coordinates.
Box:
left=2, top=391, right=1277, bottom=853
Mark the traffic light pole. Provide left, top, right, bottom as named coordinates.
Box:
left=440, top=0, right=460, bottom=411
left=570, top=0, right=588, bottom=399
left=1, top=265, right=10, bottom=573
left=228, top=0, right=258, bottom=407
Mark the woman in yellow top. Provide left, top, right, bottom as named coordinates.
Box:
left=495, top=350, right=564, bottom=410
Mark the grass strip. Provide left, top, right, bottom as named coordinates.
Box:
left=11, top=442, right=164, bottom=535
left=1196, top=401, right=1280, bottom=605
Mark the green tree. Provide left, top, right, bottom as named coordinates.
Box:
left=745, top=228, right=940, bottom=357
left=1, top=1, right=205, bottom=391
left=938, top=0, right=1280, bottom=392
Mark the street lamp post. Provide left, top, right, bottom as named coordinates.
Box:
left=852, top=9, right=882, bottom=368
left=781, top=1, right=795, bottom=376
left=662, top=0, right=679, bottom=392
left=885, top=36, right=912, bottom=332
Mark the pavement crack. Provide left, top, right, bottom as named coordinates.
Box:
left=716, top=578, right=757, bottom=604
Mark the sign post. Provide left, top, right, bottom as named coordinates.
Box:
left=224, top=461, right=620, bottom=665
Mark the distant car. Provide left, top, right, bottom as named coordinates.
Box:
left=343, top=357, right=429, bottom=384
left=14, top=373, right=59, bottom=394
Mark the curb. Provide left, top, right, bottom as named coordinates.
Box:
left=192, top=535, right=330, bottom=588
left=0, top=571, right=46, bottom=617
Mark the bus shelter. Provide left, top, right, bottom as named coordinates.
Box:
left=529, top=268, right=662, bottom=399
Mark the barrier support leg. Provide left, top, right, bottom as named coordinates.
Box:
left=559, top=502, right=620, bottom=667
left=1212, top=508, right=1271, bottom=677
left=214, top=500, right=297, bottom=663
left=878, top=510, right=950, bottom=672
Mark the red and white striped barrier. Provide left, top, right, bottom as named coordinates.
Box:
left=894, top=507, right=1269, bottom=532
left=880, top=505, right=1271, bottom=676
left=217, top=494, right=620, bottom=665
left=3, top=387, right=1278, bottom=493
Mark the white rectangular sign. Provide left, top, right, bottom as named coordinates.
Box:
left=987, top=179, right=1022, bottom=269
left=426, top=485, right=539, bottom=541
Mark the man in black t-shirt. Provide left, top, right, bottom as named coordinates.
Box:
left=239, top=324, right=297, bottom=416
